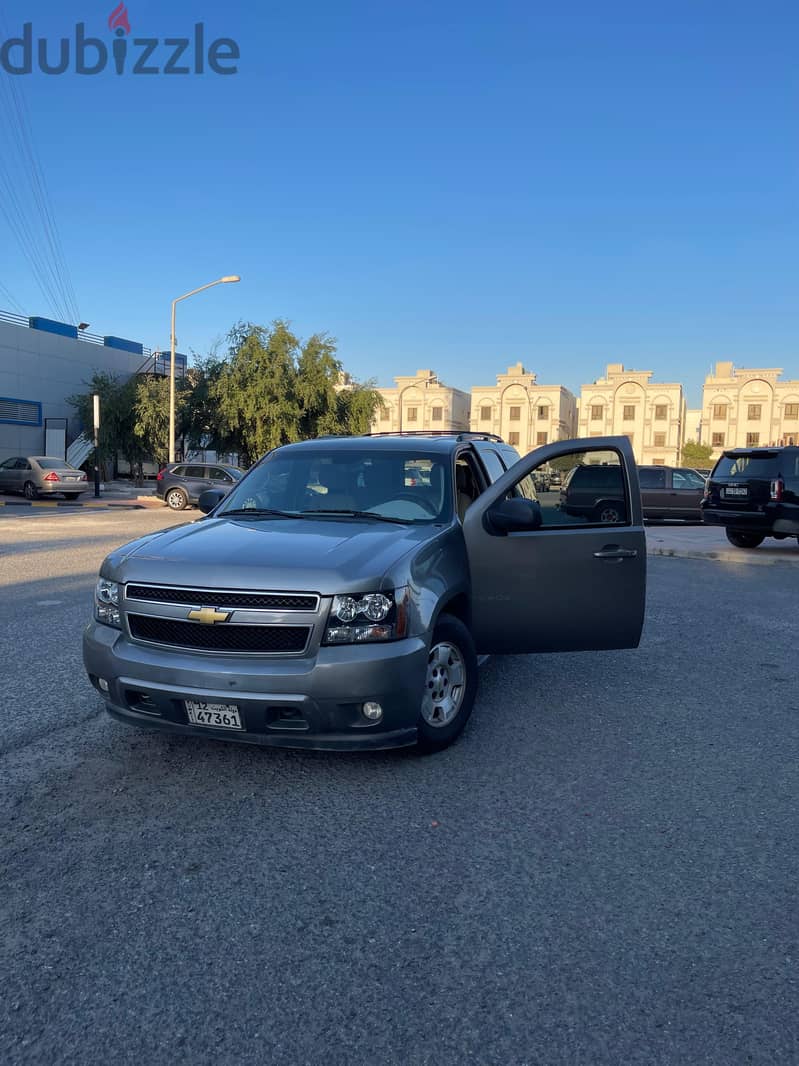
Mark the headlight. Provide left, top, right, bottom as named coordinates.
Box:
left=95, top=578, right=121, bottom=628
left=324, top=590, right=408, bottom=645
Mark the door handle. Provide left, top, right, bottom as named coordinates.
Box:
left=593, top=547, right=638, bottom=560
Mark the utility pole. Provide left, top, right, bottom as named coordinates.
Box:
left=93, top=393, right=101, bottom=498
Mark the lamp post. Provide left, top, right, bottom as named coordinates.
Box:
left=168, top=275, right=240, bottom=463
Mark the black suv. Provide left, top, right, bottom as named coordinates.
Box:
left=700, top=446, right=799, bottom=548
left=156, top=462, right=245, bottom=510
left=560, top=462, right=627, bottom=524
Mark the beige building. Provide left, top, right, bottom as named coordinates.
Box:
left=578, top=363, right=685, bottom=465
left=371, top=369, right=470, bottom=433
left=469, top=363, right=577, bottom=452
left=701, top=361, right=799, bottom=459
left=684, top=408, right=703, bottom=447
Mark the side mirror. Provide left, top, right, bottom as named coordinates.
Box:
left=198, top=488, right=226, bottom=515
left=485, top=497, right=543, bottom=534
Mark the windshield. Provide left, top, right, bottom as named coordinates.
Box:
left=713, top=454, right=780, bottom=480
left=218, top=448, right=452, bottom=523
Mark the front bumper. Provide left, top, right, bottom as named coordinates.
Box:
left=83, top=622, right=428, bottom=751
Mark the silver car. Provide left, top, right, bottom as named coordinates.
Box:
left=83, top=434, right=646, bottom=753
left=0, top=455, right=88, bottom=500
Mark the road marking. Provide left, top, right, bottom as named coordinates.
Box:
left=36, top=600, right=63, bottom=606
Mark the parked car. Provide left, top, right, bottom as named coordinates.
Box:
left=84, top=432, right=646, bottom=754
left=155, top=462, right=244, bottom=510
left=701, top=446, right=799, bottom=548
left=638, top=465, right=706, bottom=520
left=0, top=455, right=88, bottom=500
left=560, top=462, right=627, bottom=523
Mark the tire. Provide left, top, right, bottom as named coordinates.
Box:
left=725, top=529, right=765, bottom=549
left=165, top=487, right=188, bottom=511
left=416, top=614, right=478, bottom=754
left=23, top=481, right=38, bottom=500
left=595, top=501, right=623, bottom=524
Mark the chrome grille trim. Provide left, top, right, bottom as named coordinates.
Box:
left=124, top=583, right=320, bottom=612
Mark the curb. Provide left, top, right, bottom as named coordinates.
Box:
left=0, top=499, right=147, bottom=510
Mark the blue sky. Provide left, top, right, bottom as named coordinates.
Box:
left=0, top=0, right=796, bottom=407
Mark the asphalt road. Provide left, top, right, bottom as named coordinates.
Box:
left=1, top=509, right=797, bottom=1065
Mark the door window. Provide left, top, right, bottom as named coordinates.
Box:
left=208, top=467, right=232, bottom=482
left=455, top=454, right=485, bottom=522
left=639, top=468, right=667, bottom=489
left=0, top=458, right=18, bottom=469
left=476, top=449, right=507, bottom=483
left=184, top=466, right=206, bottom=478
left=521, top=448, right=628, bottom=527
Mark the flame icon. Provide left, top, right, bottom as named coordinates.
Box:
left=108, top=2, right=131, bottom=34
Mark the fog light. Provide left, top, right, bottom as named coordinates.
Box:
left=98, top=678, right=109, bottom=693
left=362, top=701, right=383, bottom=722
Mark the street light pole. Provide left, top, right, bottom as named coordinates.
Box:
left=168, top=275, right=241, bottom=464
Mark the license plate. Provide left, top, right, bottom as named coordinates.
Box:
left=185, top=700, right=243, bottom=729
left=723, top=485, right=749, bottom=498
left=65, top=476, right=78, bottom=481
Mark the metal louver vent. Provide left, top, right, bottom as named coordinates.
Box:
left=0, top=397, right=41, bottom=425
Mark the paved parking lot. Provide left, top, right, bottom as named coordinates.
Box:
left=1, top=509, right=797, bottom=1065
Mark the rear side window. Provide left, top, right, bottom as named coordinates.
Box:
left=171, top=466, right=187, bottom=477
left=714, top=455, right=779, bottom=479
left=639, top=468, right=667, bottom=489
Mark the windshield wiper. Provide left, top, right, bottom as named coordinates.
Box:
left=300, top=509, right=409, bottom=524
left=220, top=508, right=301, bottom=519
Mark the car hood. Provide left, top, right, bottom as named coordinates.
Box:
left=102, top=515, right=439, bottom=594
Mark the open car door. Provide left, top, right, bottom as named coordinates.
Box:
left=462, top=436, right=646, bottom=655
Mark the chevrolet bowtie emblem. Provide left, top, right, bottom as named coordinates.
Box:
left=187, top=607, right=231, bottom=625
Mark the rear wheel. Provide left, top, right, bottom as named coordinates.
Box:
left=416, top=614, right=478, bottom=754
left=23, top=481, right=38, bottom=500
left=165, top=487, right=188, bottom=510
left=725, top=529, right=764, bottom=549
left=595, top=501, right=623, bottom=524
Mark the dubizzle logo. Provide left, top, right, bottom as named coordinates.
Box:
left=0, top=6, right=240, bottom=75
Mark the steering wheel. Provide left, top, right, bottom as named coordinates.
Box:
left=387, top=492, right=439, bottom=516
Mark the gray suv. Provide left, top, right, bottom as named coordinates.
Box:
left=84, top=433, right=646, bottom=753
left=156, top=462, right=244, bottom=510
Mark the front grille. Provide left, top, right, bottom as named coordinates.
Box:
left=128, top=615, right=310, bottom=653
left=126, top=585, right=319, bottom=611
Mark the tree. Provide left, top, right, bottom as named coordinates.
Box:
left=681, top=440, right=713, bottom=466
left=336, top=380, right=385, bottom=435
left=212, top=321, right=303, bottom=465
left=67, top=370, right=145, bottom=480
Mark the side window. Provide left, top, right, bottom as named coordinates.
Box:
left=639, top=468, right=667, bottom=489
left=184, top=465, right=206, bottom=478
left=454, top=453, right=485, bottom=522
left=476, top=448, right=507, bottom=483
left=208, top=467, right=231, bottom=482
left=506, top=447, right=629, bottom=527
left=673, top=469, right=704, bottom=489
left=172, top=466, right=187, bottom=477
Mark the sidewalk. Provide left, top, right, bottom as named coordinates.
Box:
left=646, top=523, right=799, bottom=566
left=0, top=479, right=163, bottom=509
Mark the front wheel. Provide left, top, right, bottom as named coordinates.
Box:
left=165, top=487, right=188, bottom=510
left=725, top=529, right=764, bottom=549
left=416, top=614, right=478, bottom=754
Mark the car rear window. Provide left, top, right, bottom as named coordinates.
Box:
left=713, top=455, right=779, bottom=480
left=36, top=458, right=76, bottom=470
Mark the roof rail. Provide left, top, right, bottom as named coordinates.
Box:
left=366, top=430, right=505, bottom=443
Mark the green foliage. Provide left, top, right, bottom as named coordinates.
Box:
left=681, top=439, right=714, bottom=466
left=549, top=453, right=584, bottom=472
left=68, top=319, right=384, bottom=472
